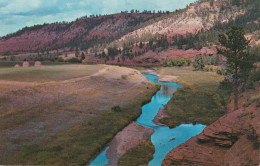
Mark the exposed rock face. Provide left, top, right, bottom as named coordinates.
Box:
left=34, top=61, right=42, bottom=67
left=162, top=87, right=260, bottom=166
left=106, top=122, right=153, bottom=166
left=22, top=61, right=29, bottom=67
left=119, top=1, right=242, bottom=43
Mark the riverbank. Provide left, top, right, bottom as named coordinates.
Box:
left=157, top=67, right=231, bottom=128
left=106, top=122, right=154, bottom=165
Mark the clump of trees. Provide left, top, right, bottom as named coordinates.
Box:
left=193, top=54, right=205, bottom=70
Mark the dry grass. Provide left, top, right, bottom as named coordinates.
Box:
left=158, top=67, right=223, bottom=90
left=0, top=64, right=105, bottom=82
left=0, top=64, right=158, bottom=165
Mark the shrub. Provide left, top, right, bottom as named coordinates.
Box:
left=67, top=58, right=81, bottom=63
left=57, top=57, right=64, bottom=62
left=216, top=69, right=222, bottom=75
left=111, top=106, right=122, bottom=112
left=163, top=58, right=192, bottom=67
left=193, top=54, right=205, bottom=70
left=203, top=66, right=210, bottom=72
left=121, top=75, right=128, bottom=80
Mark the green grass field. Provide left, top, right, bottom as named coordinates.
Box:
left=157, top=67, right=231, bottom=128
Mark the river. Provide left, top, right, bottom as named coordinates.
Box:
left=90, top=73, right=206, bottom=166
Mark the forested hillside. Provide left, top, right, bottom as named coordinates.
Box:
left=0, top=13, right=162, bottom=54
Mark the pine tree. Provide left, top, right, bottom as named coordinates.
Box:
left=217, top=26, right=250, bottom=111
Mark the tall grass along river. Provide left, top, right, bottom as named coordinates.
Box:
left=90, top=73, right=206, bottom=166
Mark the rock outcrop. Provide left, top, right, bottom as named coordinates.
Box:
left=162, top=87, right=260, bottom=166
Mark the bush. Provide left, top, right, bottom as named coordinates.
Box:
left=193, top=54, right=205, bottom=70
left=67, top=58, right=81, bottom=63
left=57, top=57, right=64, bottom=62
left=121, top=75, right=128, bottom=80
left=216, top=69, right=222, bottom=75
left=163, top=58, right=192, bottom=67
left=111, top=106, right=122, bottom=112
left=203, top=66, right=214, bottom=72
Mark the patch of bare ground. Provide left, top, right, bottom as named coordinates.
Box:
left=106, top=122, right=153, bottom=166
left=153, top=108, right=169, bottom=126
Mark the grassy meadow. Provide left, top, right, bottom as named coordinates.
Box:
left=157, top=67, right=231, bottom=128
left=0, top=64, right=159, bottom=165
left=0, top=64, right=105, bottom=82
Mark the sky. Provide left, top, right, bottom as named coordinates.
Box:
left=0, top=0, right=197, bottom=37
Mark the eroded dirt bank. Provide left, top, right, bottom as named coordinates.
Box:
left=162, top=86, right=260, bottom=166
left=106, top=122, right=153, bottom=166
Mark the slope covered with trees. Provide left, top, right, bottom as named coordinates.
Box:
left=0, top=13, right=163, bottom=54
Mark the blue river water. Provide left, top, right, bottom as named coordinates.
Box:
left=90, top=73, right=206, bottom=166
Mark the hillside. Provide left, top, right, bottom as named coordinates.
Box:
left=118, top=1, right=240, bottom=43
left=85, top=1, right=260, bottom=66
left=0, top=13, right=161, bottom=54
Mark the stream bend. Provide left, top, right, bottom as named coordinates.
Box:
left=90, top=73, right=206, bottom=166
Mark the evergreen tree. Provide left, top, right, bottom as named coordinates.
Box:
left=193, top=54, right=205, bottom=70
left=217, top=26, right=250, bottom=111
left=75, top=47, right=80, bottom=58
left=81, top=52, right=85, bottom=60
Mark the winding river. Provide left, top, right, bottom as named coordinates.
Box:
left=90, top=73, right=206, bottom=166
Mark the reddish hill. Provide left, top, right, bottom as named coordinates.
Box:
left=0, top=13, right=160, bottom=54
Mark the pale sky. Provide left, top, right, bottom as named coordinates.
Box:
left=0, top=0, right=197, bottom=37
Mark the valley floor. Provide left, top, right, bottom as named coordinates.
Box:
left=0, top=64, right=158, bottom=165
left=0, top=64, right=258, bottom=166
